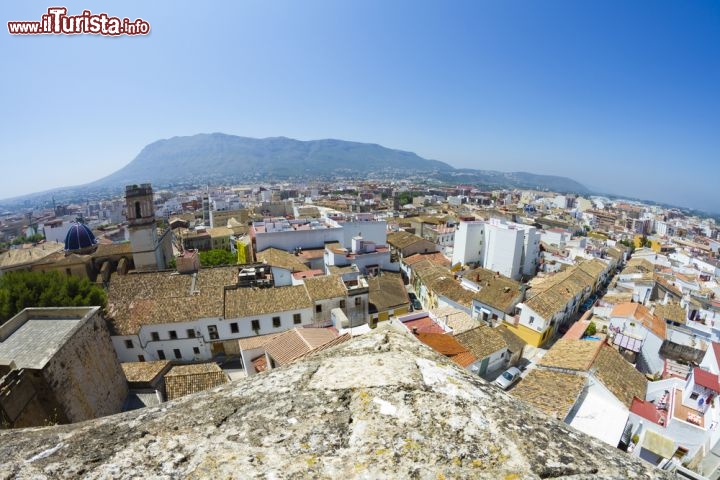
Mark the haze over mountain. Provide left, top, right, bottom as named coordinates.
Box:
left=89, top=133, right=590, bottom=194
left=2, top=133, right=591, bottom=206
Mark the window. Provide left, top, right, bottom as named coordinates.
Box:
left=251, top=319, right=260, bottom=332
left=125, top=339, right=134, bottom=349
left=230, top=322, right=239, bottom=334
left=316, top=304, right=322, bottom=313
left=157, top=350, right=166, bottom=360
left=169, top=330, right=178, bottom=340
left=138, top=355, right=145, bottom=362
left=529, top=316, right=535, bottom=325
left=273, top=316, right=281, bottom=328
left=355, top=297, right=361, bottom=306
left=187, top=329, right=196, bottom=338
left=208, top=325, right=219, bottom=340
left=293, top=313, right=302, bottom=325
left=173, top=349, right=182, bottom=359
left=193, top=347, right=200, bottom=355
left=340, top=300, right=346, bottom=308
left=690, top=392, right=699, bottom=401
left=151, top=331, right=160, bottom=341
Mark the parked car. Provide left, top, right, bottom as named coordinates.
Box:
left=408, top=292, right=422, bottom=311
left=494, top=367, right=522, bottom=390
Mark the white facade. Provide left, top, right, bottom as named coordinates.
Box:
left=568, top=376, right=630, bottom=447
left=452, top=219, right=539, bottom=280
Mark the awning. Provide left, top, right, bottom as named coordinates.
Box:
left=613, top=333, right=643, bottom=353
left=642, top=430, right=676, bottom=459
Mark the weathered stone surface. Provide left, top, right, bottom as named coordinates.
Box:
left=0, top=328, right=669, bottom=479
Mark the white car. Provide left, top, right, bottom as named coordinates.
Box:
left=494, top=367, right=522, bottom=390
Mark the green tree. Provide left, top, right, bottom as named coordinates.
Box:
left=584, top=322, right=597, bottom=337
left=199, top=249, right=237, bottom=267
left=0, top=270, right=107, bottom=325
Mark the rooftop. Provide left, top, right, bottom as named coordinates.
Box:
left=303, top=274, right=347, bottom=301
left=121, top=360, right=171, bottom=384
left=538, top=339, right=603, bottom=372
left=512, top=369, right=585, bottom=420
left=367, top=273, right=409, bottom=313
left=265, top=327, right=339, bottom=366
left=0, top=307, right=99, bottom=370
left=454, top=325, right=508, bottom=360
left=256, top=247, right=310, bottom=272
left=164, top=363, right=229, bottom=401
left=225, top=284, right=312, bottom=318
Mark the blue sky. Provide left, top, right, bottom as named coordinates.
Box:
left=1, top=1, right=718, bottom=212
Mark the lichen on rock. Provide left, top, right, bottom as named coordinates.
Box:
left=0, top=327, right=670, bottom=479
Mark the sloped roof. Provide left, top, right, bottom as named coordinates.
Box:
left=654, top=303, right=686, bottom=324
left=538, top=339, right=603, bottom=372
left=693, top=367, right=720, bottom=393
left=265, top=328, right=338, bottom=366
left=0, top=241, right=64, bottom=269
left=511, top=369, right=585, bottom=420
left=454, top=325, right=507, bottom=360
left=431, top=307, right=478, bottom=335
left=415, top=332, right=467, bottom=356
left=303, top=275, right=347, bottom=301
left=164, top=363, right=229, bottom=400
left=387, top=231, right=429, bottom=250
left=610, top=303, right=665, bottom=339
left=237, top=332, right=282, bottom=351
left=225, top=285, right=312, bottom=318
left=472, top=276, right=522, bottom=313
left=403, top=252, right=451, bottom=267
left=368, top=273, right=410, bottom=313
left=496, top=325, right=526, bottom=354
left=256, top=248, right=310, bottom=272
left=592, top=345, right=647, bottom=408
left=121, top=360, right=171, bottom=384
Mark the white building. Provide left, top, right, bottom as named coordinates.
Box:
left=452, top=218, right=540, bottom=280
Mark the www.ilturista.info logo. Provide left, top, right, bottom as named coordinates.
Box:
left=8, top=7, right=150, bottom=36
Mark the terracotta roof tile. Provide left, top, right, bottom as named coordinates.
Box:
left=121, top=360, right=171, bottom=383
left=265, top=327, right=339, bottom=366
left=256, top=248, right=310, bottom=272
left=164, top=363, right=229, bottom=400
left=303, top=275, right=347, bottom=301
left=538, top=339, right=603, bottom=371
left=511, top=369, right=585, bottom=420
left=225, top=285, right=312, bottom=318
left=592, top=345, right=647, bottom=408
left=454, top=325, right=507, bottom=360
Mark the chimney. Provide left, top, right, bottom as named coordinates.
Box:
left=412, top=327, right=418, bottom=335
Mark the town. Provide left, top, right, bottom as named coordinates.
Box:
left=1, top=179, right=718, bottom=478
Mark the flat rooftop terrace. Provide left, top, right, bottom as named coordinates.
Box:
left=0, top=307, right=99, bottom=370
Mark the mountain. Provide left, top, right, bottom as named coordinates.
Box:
left=1, top=134, right=590, bottom=207
left=88, top=133, right=454, bottom=188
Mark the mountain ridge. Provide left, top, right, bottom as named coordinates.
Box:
left=1, top=133, right=590, bottom=206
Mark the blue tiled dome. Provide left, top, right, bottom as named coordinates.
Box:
left=64, top=222, right=97, bottom=252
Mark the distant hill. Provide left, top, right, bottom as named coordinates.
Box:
left=1, top=134, right=590, bottom=207
left=88, top=134, right=454, bottom=187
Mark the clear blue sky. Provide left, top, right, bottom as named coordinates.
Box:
left=1, top=1, right=718, bottom=212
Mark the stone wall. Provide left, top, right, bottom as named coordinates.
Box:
left=42, top=312, right=128, bottom=423
left=0, top=327, right=673, bottom=479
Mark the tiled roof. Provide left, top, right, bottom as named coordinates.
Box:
left=450, top=351, right=478, bottom=368
left=610, top=303, right=665, bottom=339
left=296, top=333, right=352, bottom=360
left=303, top=275, right=347, bottom=301
left=402, top=316, right=446, bottom=334
left=225, top=285, right=312, bottom=318
left=93, top=242, right=133, bottom=257
left=654, top=303, right=686, bottom=324
left=265, top=327, right=338, bottom=366
left=403, top=252, right=451, bottom=267
left=538, top=339, right=603, bottom=371
left=576, top=258, right=608, bottom=280
left=256, top=248, right=309, bottom=272
left=472, top=275, right=522, bottom=313
left=164, top=363, right=229, bottom=400
left=511, top=369, right=585, bottom=420
left=563, top=320, right=590, bottom=340
left=413, top=262, right=474, bottom=308
left=454, top=325, right=507, bottom=360
left=237, top=332, right=282, bottom=350
left=121, top=360, right=171, bottom=383
left=387, top=231, right=429, bottom=250
left=431, top=307, right=478, bottom=335
left=0, top=241, right=64, bottom=269
left=415, top=332, right=467, bottom=356
left=592, top=345, right=647, bottom=408
left=368, top=273, right=410, bottom=312
left=693, top=367, right=720, bottom=393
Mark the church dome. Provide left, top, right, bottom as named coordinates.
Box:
left=64, top=222, right=97, bottom=252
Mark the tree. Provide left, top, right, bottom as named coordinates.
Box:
left=584, top=321, right=597, bottom=337
left=0, top=270, right=107, bottom=325
left=198, top=249, right=237, bottom=267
